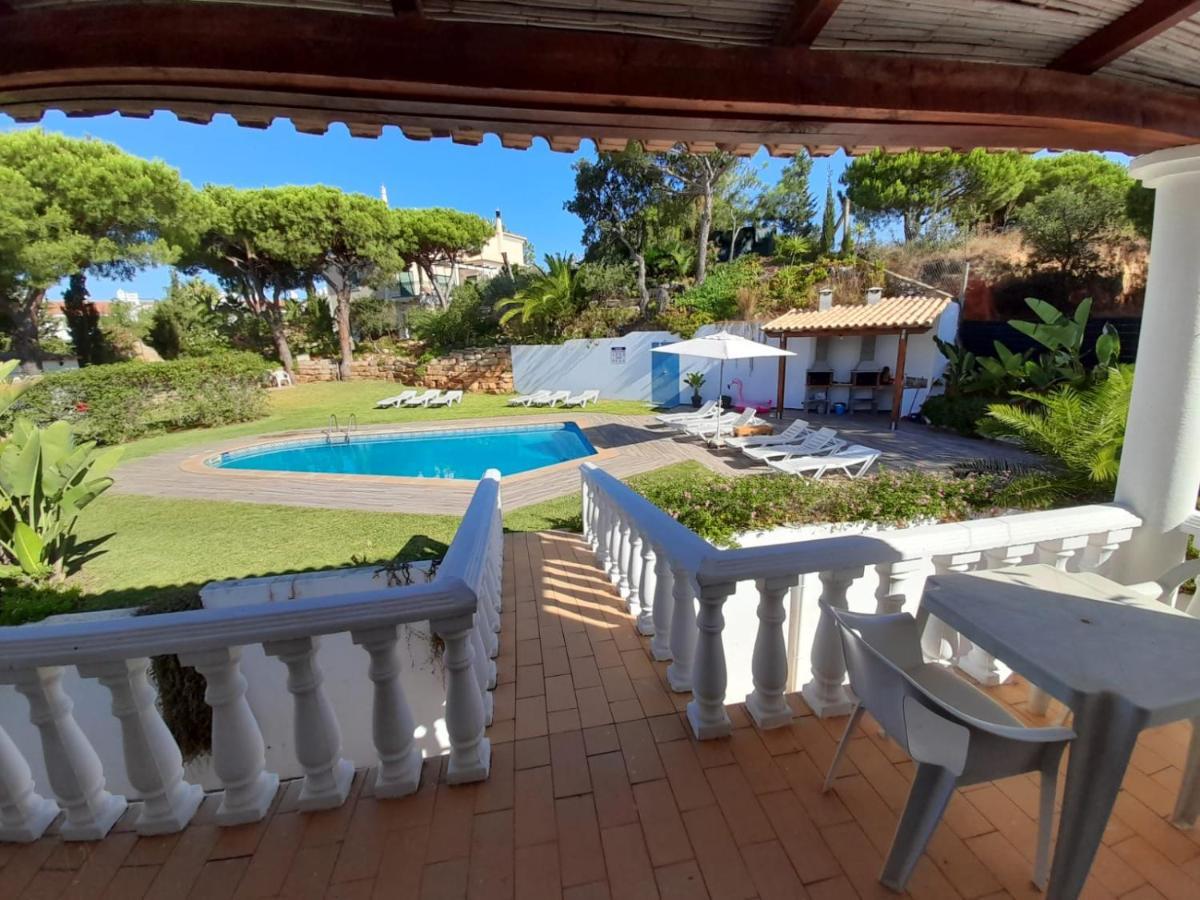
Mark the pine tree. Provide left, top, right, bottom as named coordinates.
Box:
left=819, top=181, right=836, bottom=255
left=63, top=273, right=104, bottom=365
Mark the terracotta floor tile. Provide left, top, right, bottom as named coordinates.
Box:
left=758, top=790, right=840, bottom=885
left=601, top=823, right=658, bottom=900
left=569, top=656, right=603, bottom=689
left=60, top=831, right=137, bottom=900
left=632, top=780, right=694, bottom=868
left=427, top=782, right=479, bottom=864
left=146, top=824, right=220, bottom=900
left=1112, top=836, right=1200, bottom=900
left=551, top=731, right=592, bottom=798
left=728, top=728, right=789, bottom=795
left=542, top=646, right=571, bottom=678
left=804, top=875, right=859, bottom=900
left=681, top=804, right=755, bottom=900
left=18, top=870, right=75, bottom=900
left=819, top=821, right=896, bottom=900
left=467, top=810, right=514, bottom=900
left=575, top=686, right=614, bottom=729
left=517, top=664, right=546, bottom=700
left=124, top=834, right=180, bottom=868
left=583, top=724, right=621, bottom=756
left=514, top=842, right=562, bottom=900
left=325, top=879, right=375, bottom=900
left=549, top=708, right=583, bottom=734
left=616, top=719, right=665, bottom=784
left=609, top=699, right=646, bottom=723
left=565, top=632, right=594, bottom=660
left=189, top=857, right=250, bottom=900
left=655, top=860, right=710, bottom=900
left=100, top=865, right=159, bottom=900
left=515, top=695, right=550, bottom=740
left=592, top=642, right=624, bottom=670
left=515, top=736, right=552, bottom=770
left=600, top=667, right=637, bottom=703
left=656, top=740, right=716, bottom=811
left=773, top=751, right=854, bottom=828
left=741, top=839, right=809, bottom=900
left=588, top=752, right=638, bottom=828
left=964, top=832, right=1044, bottom=900
left=631, top=678, right=676, bottom=718
left=278, top=844, right=340, bottom=900
left=516, top=637, right=542, bottom=667
left=420, top=858, right=470, bottom=900
left=647, top=714, right=687, bottom=744
left=515, top=767, right=557, bottom=848
left=705, top=764, right=774, bottom=846
left=561, top=882, right=610, bottom=900
left=545, top=674, right=578, bottom=712
left=556, top=796, right=607, bottom=888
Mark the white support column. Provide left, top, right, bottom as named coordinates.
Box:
left=433, top=614, right=491, bottom=784
left=636, top=538, right=657, bottom=636
left=746, top=575, right=800, bottom=730
left=1117, top=146, right=1200, bottom=584
left=801, top=567, right=864, bottom=718
left=352, top=626, right=422, bottom=798
left=687, top=581, right=737, bottom=740
left=264, top=637, right=354, bottom=811
left=181, top=647, right=279, bottom=826
left=650, top=550, right=675, bottom=661
left=78, top=658, right=203, bottom=835
left=666, top=565, right=698, bottom=692
left=11, top=667, right=126, bottom=840
left=0, top=724, right=59, bottom=843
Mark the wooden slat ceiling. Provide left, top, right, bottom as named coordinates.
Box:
left=2, top=0, right=1200, bottom=155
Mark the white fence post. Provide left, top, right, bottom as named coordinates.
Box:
left=11, top=667, right=127, bottom=840
left=923, top=552, right=981, bottom=664
left=180, top=647, right=279, bottom=826
left=801, top=568, right=864, bottom=718
left=352, top=625, right=422, bottom=798
left=747, top=575, right=800, bottom=729
left=78, top=658, right=203, bottom=835
left=264, top=637, right=354, bottom=811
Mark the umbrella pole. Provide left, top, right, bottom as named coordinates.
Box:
left=717, top=360, right=725, bottom=446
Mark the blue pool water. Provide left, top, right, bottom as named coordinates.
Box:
left=210, top=422, right=597, bottom=480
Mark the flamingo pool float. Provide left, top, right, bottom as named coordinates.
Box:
left=730, top=378, right=775, bottom=415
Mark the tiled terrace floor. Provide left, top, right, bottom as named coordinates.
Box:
left=4, top=532, right=1198, bottom=899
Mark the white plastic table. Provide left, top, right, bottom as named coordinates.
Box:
left=922, top=564, right=1200, bottom=900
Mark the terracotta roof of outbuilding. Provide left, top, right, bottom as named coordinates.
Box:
left=763, top=296, right=951, bottom=335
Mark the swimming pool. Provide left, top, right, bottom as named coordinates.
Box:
left=209, top=422, right=597, bottom=480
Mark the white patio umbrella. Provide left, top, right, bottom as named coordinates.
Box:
left=652, top=330, right=794, bottom=445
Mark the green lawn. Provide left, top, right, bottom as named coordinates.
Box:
left=118, top=381, right=654, bottom=460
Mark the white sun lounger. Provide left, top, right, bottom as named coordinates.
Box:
left=428, top=389, right=463, bottom=407
left=403, top=389, right=442, bottom=407
left=722, top=418, right=810, bottom=450
left=531, top=389, right=571, bottom=407
left=375, top=389, right=417, bottom=408
left=508, top=390, right=551, bottom=407
left=561, top=389, right=599, bottom=408
left=684, top=408, right=759, bottom=438
left=766, top=444, right=881, bottom=479
left=741, top=427, right=843, bottom=461
left=655, top=401, right=718, bottom=425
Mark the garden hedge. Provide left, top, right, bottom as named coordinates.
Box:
left=5, top=352, right=272, bottom=444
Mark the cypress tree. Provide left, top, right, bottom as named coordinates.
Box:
left=63, top=273, right=104, bottom=365
left=819, top=181, right=836, bottom=255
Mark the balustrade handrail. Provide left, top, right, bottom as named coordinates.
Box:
left=1180, top=511, right=1200, bottom=537
left=0, top=470, right=503, bottom=672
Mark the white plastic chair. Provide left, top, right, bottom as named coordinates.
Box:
left=655, top=400, right=717, bottom=425
left=375, top=389, right=417, bottom=408
left=269, top=369, right=293, bottom=388
left=723, top=418, right=810, bottom=450
left=428, top=389, right=463, bottom=407
left=508, top=390, right=550, bottom=407
left=825, top=607, right=1073, bottom=892
left=766, top=444, right=880, bottom=479
left=403, top=389, right=441, bottom=407
left=741, top=427, right=842, bottom=461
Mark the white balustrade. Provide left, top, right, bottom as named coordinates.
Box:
left=579, top=463, right=1141, bottom=734
left=0, top=724, right=59, bottom=842
left=263, top=637, right=354, bottom=811
left=0, top=470, right=505, bottom=843
left=77, top=658, right=203, bottom=834
left=746, top=576, right=799, bottom=729
left=9, top=667, right=127, bottom=840
left=351, top=626, right=422, bottom=798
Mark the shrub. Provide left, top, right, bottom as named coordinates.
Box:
left=0, top=582, right=84, bottom=626
left=5, top=352, right=272, bottom=444
left=676, top=257, right=762, bottom=319
left=653, top=305, right=715, bottom=339
left=409, top=287, right=499, bottom=356
left=920, top=394, right=1000, bottom=436
left=562, top=304, right=639, bottom=340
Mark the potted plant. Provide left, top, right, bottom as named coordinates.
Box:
left=683, top=371, right=706, bottom=407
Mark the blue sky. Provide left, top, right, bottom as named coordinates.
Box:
left=0, top=111, right=851, bottom=301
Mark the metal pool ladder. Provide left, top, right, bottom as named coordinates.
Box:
left=324, top=414, right=358, bottom=444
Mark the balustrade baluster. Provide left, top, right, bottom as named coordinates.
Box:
left=923, top=553, right=981, bottom=665
left=688, top=581, right=737, bottom=739
left=1080, top=529, right=1131, bottom=574
left=607, top=507, right=623, bottom=583
left=874, top=559, right=925, bottom=616
left=666, top=565, right=698, bottom=692
left=636, top=539, right=656, bottom=636
left=433, top=615, right=491, bottom=783
left=263, top=637, right=354, bottom=810
left=626, top=530, right=644, bottom=615
left=955, top=546, right=1030, bottom=685
left=476, top=586, right=500, bottom=659
left=351, top=626, right=423, bottom=798
left=1022, top=537, right=1088, bottom=716
left=617, top=519, right=634, bottom=599
left=7, top=667, right=126, bottom=840
left=746, top=576, right=799, bottom=729
left=469, top=618, right=496, bottom=724
left=801, top=567, right=864, bottom=718
left=596, top=501, right=612, bottom=570
left=582, top=483, right=593, bottom=546
left=78, top=658, right=203, bottom=834
left=0, top=723, right=59, bottom=842
left=180, top=647, right=279, bottom=825
left=650, top=550, right=675, bottom=660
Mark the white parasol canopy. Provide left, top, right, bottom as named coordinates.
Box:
left=653, top=330, right=794, bottom=445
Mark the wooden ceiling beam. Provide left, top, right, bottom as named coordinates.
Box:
left=776, top=0, right=844, bottom=46
left=390, top=0, right=422, bottom=14
left=1050, top=0, right=1200, bottom=73
left=2, top=5, right=1199, bottom=155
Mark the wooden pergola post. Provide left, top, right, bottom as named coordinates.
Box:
left=775, top=334, right=789, bottom=420
left=890, top=329, right=909, bottom=430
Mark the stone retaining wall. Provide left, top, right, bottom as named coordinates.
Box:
left=294, top=347, right=512, bottom=394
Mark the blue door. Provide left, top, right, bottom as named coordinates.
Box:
left=650, top=343, right=680, bottom=407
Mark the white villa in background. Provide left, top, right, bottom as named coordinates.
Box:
left=43, top=290, right=156, bottom=342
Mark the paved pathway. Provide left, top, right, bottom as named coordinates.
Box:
left=112, top=411, right=1039, bottom=514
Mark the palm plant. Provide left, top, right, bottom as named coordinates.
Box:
left=497, top=254, right=585, bottom=340
left=983, top=365, right=1132, bottom=506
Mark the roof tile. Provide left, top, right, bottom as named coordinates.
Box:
left=763, top=296, right=951, bottom=335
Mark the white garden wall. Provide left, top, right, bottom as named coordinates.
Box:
left=511, top=331, right=678, bottom=401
